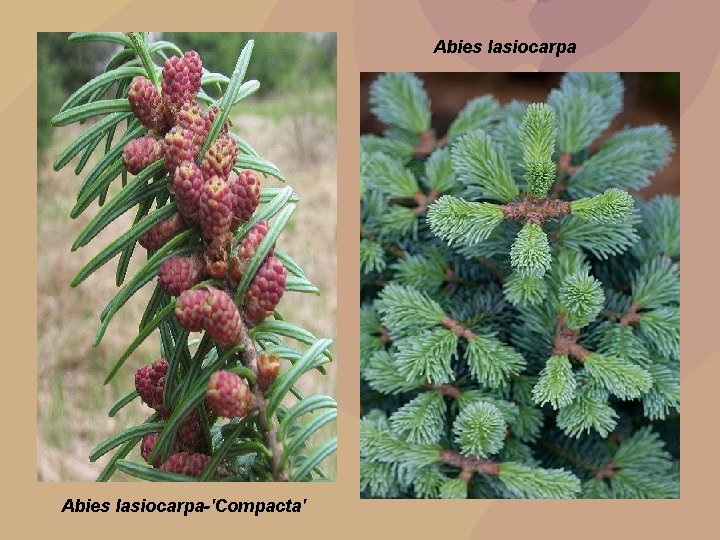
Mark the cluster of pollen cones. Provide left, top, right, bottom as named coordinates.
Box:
left=125, top=50, right=287, bottom=338
left=123, top=49, right=288, bottom=476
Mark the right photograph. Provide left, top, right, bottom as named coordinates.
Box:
left=359, top=72, right=679, bottom=499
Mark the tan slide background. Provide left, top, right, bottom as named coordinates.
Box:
left=5, top=0, right=717, bottom=538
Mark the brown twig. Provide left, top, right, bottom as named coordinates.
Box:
left=619, top=302, right=642, bottom=326
left=602, top=301, right=642, bottom=327
left=238, top=321, right=288, bottom=481
left=441, top=316, right=476, bottom=340
left=501, top=196, right=571, bottom=225
left=377, top=326, right=391, bottom=344
left=557, top=153, right=579, bottom=176
left=413, top=131, right=449, bottom=157
left=440, top=449, right=501, bottom=476
left=458, top=467, right=474, bottom=482
left=552, top=313, right=590, bottom=362
left=413, top=130, right=437, bottom=156
left=443, top=267, right=462, bottom=284
left=595, top=462, right=618, bottom=480
left=424, top=382, right=461, bottom=399
left=411, top=190, right=439, bottom=216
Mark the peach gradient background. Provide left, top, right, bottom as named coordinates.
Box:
left=5, top=0, right=717, bottom=538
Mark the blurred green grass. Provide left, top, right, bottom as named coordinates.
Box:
left=246, top=90, right=336, bottom=123
left=37, top=92, right=337, bottom=481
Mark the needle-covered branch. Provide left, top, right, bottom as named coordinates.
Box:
left=360, top=71, right=678, bottom=499
left=54, top=34, right=335, bottom=482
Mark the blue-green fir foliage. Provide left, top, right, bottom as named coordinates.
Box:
left=361, top=72, right=679, bottom=499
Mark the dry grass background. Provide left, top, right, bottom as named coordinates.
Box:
left=37, top=92, right=337, bottom=481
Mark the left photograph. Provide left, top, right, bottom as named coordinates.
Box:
left=37, top=32, right=337, bottom=481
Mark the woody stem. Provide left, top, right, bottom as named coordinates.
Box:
left=239, top=321, right=288, bottom=481
left=501, top=196, right=571, bottom=225
left=440, top=449, right=501, bottom=476
left=552, top=313, right=590, bottom=362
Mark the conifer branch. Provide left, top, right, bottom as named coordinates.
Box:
left=239, top=322, right=288, bottom=481
left=521, top=103, right=557, bottom=199
left=510, top=223, right=552, bottom=277
left=360, top=224, right=405, bottom=259
left=413, top=130, right=435, bottom=156
left=55, top=36, right=336, bottom=482
left=454, top=401, right=507, bottom=456
left=387, top=192, right=439, bottom=214
left=539, top=439, right=615, bottom=479
left=620, top=302, right=642, bottom=326
left=441, top=316, right=477, bottom=340
left=440, top=449, right=501, bottom=476
left=442, top=267, right=467, bottom=285
left=413, top=130, right=448, bottom=156
left=552, top=314, right=590, bottom=362
left=444, top=441, right=584, bottom=497
left=570, top=188, right=634, bottom=222
left=458, top=468, right=474, bottom=483
left=361, top=70, right=678, bottom=499
left=369, top=72, right=431, bottom=133
left=557, top=152, right=579, bottom=176
left=559, top=271, right=605, bottom=330
left=533, top=355, right=576, bottom=409
left=427, top=196, right=505, bottom=246
left=595, top=462, right=618, bottom=480
left=474, top=256, right=506, bottom=284
left=539, top=440, right=597, bottom=473
left=602, top=301, right=642, bottom=326
left=377, top=325, right=391, bottom=344
left=504, top=272, right=548, bottom=307
left=412, top=131, right=453, bottom=156
left=425, top=382, right=462, bottom=399
left=410, top=190, right=439, bottom=216
left=452, top=129, right=519, bottom=202
left=501, top=197, right=571, bottom=225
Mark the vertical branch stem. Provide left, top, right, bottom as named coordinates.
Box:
left=238, top=320, right=289, bottom=481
